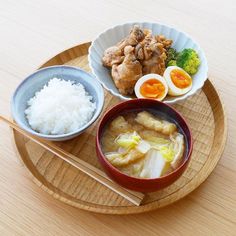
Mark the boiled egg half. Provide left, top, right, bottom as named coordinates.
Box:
left=164, top=66, right=192, bottom=96
left=134, top=74, right=168, bottom=101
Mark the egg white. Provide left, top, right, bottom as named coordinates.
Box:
left=134, top=74, right=168, bottom=101
left=164, top=66, right=192, bottom=96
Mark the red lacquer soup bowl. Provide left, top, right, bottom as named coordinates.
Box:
left=96, top=99, right=193, bottom=192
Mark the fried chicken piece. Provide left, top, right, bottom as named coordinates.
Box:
left=156, top=35, right=173, bottom=49
left=101, top=40, right=125, bottom=68
left=111, top=46, right=142, bottom=95
left=102, top=25, right=145, bottom=67
left=126, top=25, right=145, bottom=45
left=135, top=34, right=168, bottom=75
left=142, top=49, right=167, bottom=75
left=135, top=34, right=159, bottom=60
left=102, top=25, right=173, bottom=94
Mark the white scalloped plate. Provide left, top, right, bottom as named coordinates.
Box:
left=88, top=22, right=208, bottom=104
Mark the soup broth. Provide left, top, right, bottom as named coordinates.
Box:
left=101, top=110, right=185, bottom=179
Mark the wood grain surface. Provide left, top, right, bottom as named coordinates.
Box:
left=0, top=0, right=235, bottom=235
left=12, top=43, right=227, bottom=214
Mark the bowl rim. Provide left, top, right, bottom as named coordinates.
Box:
left=96, top=98, right=193, bottom=182
left=11, top=65, right=104, bottom=139
left=88, top=21, right=208, bottom=104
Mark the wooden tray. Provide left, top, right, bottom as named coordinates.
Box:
left=13, top=42, right=227, bottom=214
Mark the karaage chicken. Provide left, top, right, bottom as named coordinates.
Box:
left=102, top=25, right=173, bottom=95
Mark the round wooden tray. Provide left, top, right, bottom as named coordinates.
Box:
left=13, top=42, right=227, bottom=214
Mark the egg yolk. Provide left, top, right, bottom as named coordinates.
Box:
left=140, top=79, right=165, bottom=99
left=170, top=69, right=192, bottom=89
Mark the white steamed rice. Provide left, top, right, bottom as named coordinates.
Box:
left=25, top=78, right=96, bottom=135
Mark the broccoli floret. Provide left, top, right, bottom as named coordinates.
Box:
left=167, top=60, right=177, bottom=67
left=176, top=49, right=200, bottom=75
left=166, top=48, right=178, bottom=67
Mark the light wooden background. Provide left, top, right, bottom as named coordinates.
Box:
left=0, top=0, right=235, bottom=235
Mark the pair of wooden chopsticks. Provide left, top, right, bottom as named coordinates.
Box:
left=0, top=116, right=145, bottom=206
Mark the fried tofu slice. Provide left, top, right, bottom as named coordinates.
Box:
left=118, top=158, right=144, bottom=177
left=105, top=149, right=144, bottom=167
left=109, top=116, right=132, bottom=135
left=135, top=111, right=176, bottom=135
left=170, top=133, right=185, bottom=169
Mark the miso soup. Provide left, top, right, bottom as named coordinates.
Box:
left=101, top=111, right=185, bottom=179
